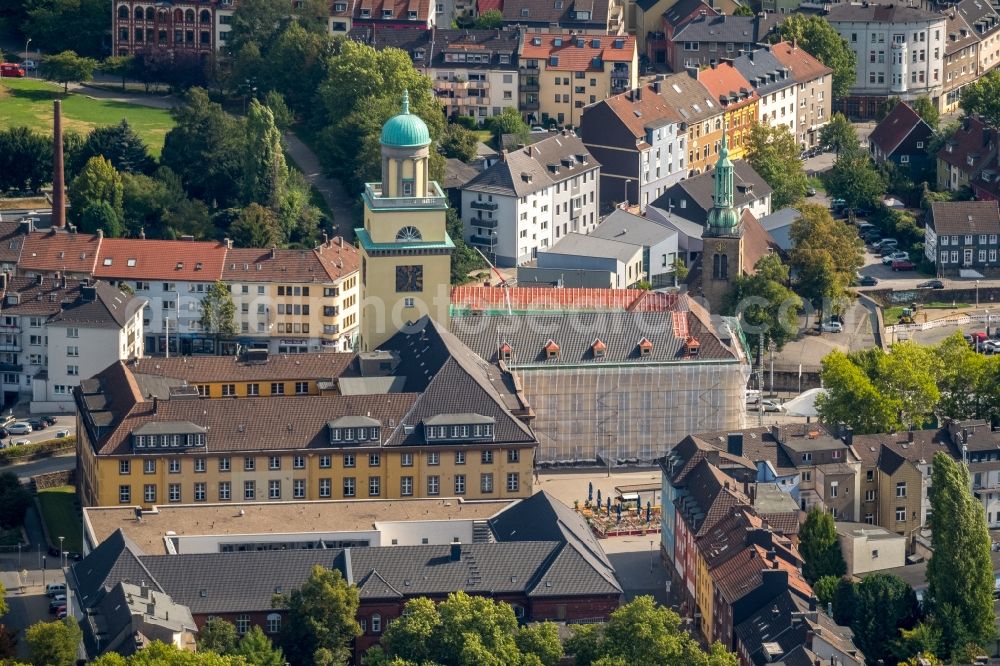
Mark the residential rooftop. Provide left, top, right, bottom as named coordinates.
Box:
left=128, top=352, right=356, bottom=384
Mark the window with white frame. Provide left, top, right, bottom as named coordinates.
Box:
left=266, top=613, right=281, bottom=634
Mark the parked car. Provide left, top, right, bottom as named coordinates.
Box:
left=856, top=275, right=879, bottom=286
left=760, top=399, right=784, bottom=413
left=969, top=332, right=989, bottom=347
left=0, top=415, right=15, bottom=428
left=56, top=608, right=67, bottom=620
left=54, top=429, right=70, bottom=438
left=891, top=259, right=917, bottom=271
left=873, top=238, right=898, bottom=250
left=882, top=251, right=910, bottom=264
left=0, top=63, right=26, bottom=77
left=7, top=422, right=32, bottom=435
left=48, top=595, right=66, bottom=613
left=806, top=187, right=817, bottom=196
left=46, top=583, right=66, bottom=597
left=0, top=428, right=7, bottom=439
left=41, top=415, right=56, bottom=426
left=12, top=438, right=30, bottom=446
left=530, top=126, right=548, bottom=133
left=917, top=279, right=945, bottom=289
left=26, top=417, right=45, bottom=431
left=821, top=321, right=844, bottom=333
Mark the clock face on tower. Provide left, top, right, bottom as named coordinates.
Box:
left=396, top=265, right=424, bottom=292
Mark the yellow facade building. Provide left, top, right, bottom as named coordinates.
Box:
left=358, top=91, right=454, bottom=351
left=697, top=63, right=759, bottom=162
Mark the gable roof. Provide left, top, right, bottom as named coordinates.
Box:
left=958, top=0, right=1000, bottom=38
left=937, top=116, right=997, bottom=172
left=68, top=530, right=162, bottom=609
left=94, top=238, right=227, bottom=282
left=730, top=49, right=797, bottom=97
left=590, top=209, right=678, bottom=247
left=463, top=132, right=597, bottom=198
left=944, top=10, right=981, bottom=55
left=826, top=2, right=940, bottom=23
left=48, top=281, right=146, bottom=329
left=223, top=241, right=359, bottom=284
left=656, top=72, right=721, bottom=124
left=129, top=352, right=355, bottom=384
left=19, top=229, right=101, bottom=274
left=0, top=221, right=25, bottom=264
left=519, top=33, right=636, bottom=70
left=653, top=160, right=772, bottom=219
left=766, top=41, right=832, bottom=84
left=543, top=232, right=643, bottom=263
left=503, top=0, right=612, bottom=28
left=663, top=0, right=715, bottom=27
left=591, top=84, right=683, bottom=142
left=929, top=200, right=1000, bottom=235
left=451, top=285, right=684, bottom=312
left=353, top=0, right=433, bottom=23
left=697, top=62, right=758, bottom=108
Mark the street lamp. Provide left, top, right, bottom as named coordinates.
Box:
left=977, top=279, right=981, bottom=308
left=41, top=555, right=46, bottom=587
left=623, top=179, right=632, bottom=208
left=58, top=536, right=64, bottom=569
left=24, top=38, right=31, bottom=76
left=649, top=539, right=655, bottom=573
left=17, top=543, right=21, bottom=571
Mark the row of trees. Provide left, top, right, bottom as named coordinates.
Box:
left=800, top=454, right=995, bottom=665
left=817, top=331, right=1000, bottom=434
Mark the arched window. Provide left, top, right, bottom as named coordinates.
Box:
left=134, top=6, right=144, bottom=19
left=118, top=5, right=129, bottom=19
left=266, top=613, right=281, bottom=634
left=200, top=9, right=210, bottom=22
left=395, top=226, right=422, bottom=241
left=371, top=613, right=382, bottom=633
left=713, top=253, right=728, bottom=280
left=146, top=7, right=155, bottom=20
left=184, top=8, right=194, bottom=22
left=174, top=8, right=183, bottom=21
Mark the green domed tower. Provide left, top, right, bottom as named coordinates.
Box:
left=358, top=90, right=454, bottom=350
left=702, top=130, right=745, bottom=313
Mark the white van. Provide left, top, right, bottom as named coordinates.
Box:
left=45, top=583, right=66, bottom=597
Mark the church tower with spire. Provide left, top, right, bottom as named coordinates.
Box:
left=701, top=130, right=745, bottom=313
left=357, top=91, right=454, bottom=350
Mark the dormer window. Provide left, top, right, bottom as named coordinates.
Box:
left=423, top=414, right=495, bottom=443
left=382, top=8, right=393, bottom=17
left=683, top=336, right=700, bottom=357
left=407, top=10, right=417, bottom=18
left=132, top=422, right=207, bottom=450
left=328, top=416, right=381, bottom=445
left=500, top=342, right=513, bottom=361
left=544, top=339, right=560, bottom=359
left=592, top=339, right=606, bottom=358
left=334, top=2, right=346, bottom=10
left=361, top=7, right=370, bottom=16
left=638, top=337, right=653, bottom=356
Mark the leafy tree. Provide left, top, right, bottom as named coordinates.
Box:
left=39, top=50, right=97, bottom=92
left=0, top=472, right=28, bottom=532
left=230, top=42, right=265, bottom=97
left=365, top=592, right=563, bottom=666
left=229, top=0, right=288, bottom=53
left=725, top=254, right=802, bottom=350
left=276, top=172, right=323, bottom=246
left=261, top=22, right=331, bottom=115
left=894, top=622, right=941, bottom=663
left=823, top=147, right=885, bottom=212
left=733, top=4, right=754, bottom=15
left=440, top=123, right=479, bottom=162
left=820, top=113, right=860, bottom=155
left=276, top=565, right=360, bottom=666
left=446, top=207, right=485, bottom=284
left=798, top=506, right=846, bottom=584
left=161, top=88, right=245, bottom=208
left=813, top=575, right=839, bottom=608
left=565, top=624, right=604, bottom=666
left=68, top=156, right=124, bottom=227
left=0, top=127, right=51, bottom=192
left=926, top=452, right=996, bottom=658
left=850, top=574, right=920, bottom=666
left=833, top=577, right=858, bottom=626
left=198, top=617, right=240, bottom=655
left=911, top=96, right=940, bottom=129
left=129, top=49, right=172, bottom=93
left=672, top=257, right=689, bottom=284
left=264, top=90, right=294, bottom=130
left=874, top=342, right=940, bottom=429
left=788, top=204, right=863, bottom=320
left=817, top=351, right=899, bottom=434
left=960, top=69, right=1000, bottom=128
left=80, top=201, right=125, bottom=237
left=200, top=281, right=238, bottom=340
left=25, top=619, right=82, bottom=666
left=162, top=198, right=215, bottom=240
left=235, top=626, right=285, bottom=666
left=92, top=640, right=249, bottom=664
left=72, top=120, right=155, bottom=175
left=243, top=99, right=288, bottom=208
left=488, top=107, right=531, bottom=148
left=745, top=123, right=808, bottom=210
left=121, top=169, right=187, bottom=237
left=101, top=55, right=134, bottom=91
left=473, top=8, right=504, bottom=27
left=776, top=15, right=856, bottom=98
left=231, top=204, right=282, bottom=248
left=23, top=0, right=107, bottom=58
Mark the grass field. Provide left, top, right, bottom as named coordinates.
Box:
left=885, top=302, right=972, bottom=325
left=36, top=485, right=82, bottom=554
left=0, top=78, right=175, bottom=156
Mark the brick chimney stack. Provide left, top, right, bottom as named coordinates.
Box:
left=52, top=100, right=66, bottom=228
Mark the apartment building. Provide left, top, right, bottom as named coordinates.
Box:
left=112, top=0, right=224, bottom=57
left=349, top=28, right=521, bottom=121
left=502, top=0, right=626, bottom=35
left=579, top=80, right=687, bottom=211
left=925, top=200, right=1000, bottom=276
left=827, top=3, right=947, bottom=118
left=518, top=33, right=637, bottom=128
left=460, top=131, right=600, bottom=266
left=641, top=0, right=717, bottom=65
left=768, top=41, right=832, bottom=150
left=943, top=11, right=981, bottom=112
left=75, top=317, right=538, bottom=509
left=730, top=49, right=798, bottom=139
left=222, top=239, right=361, bottom=354
left=936, top=115, right=998, bottom=191
left=0, top=276, right=144, bottom=410
left=959, top=0, right=1000, bottom=79
left=668, top=14, right=777, bottom=72
left=697, top=62, right=758, bottom=161
left=657, top=71, right=725, bottom=176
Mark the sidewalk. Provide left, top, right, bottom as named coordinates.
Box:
left=283, top=131, right=358, bottom=241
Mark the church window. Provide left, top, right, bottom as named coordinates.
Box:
left=395, top=226, right=422, bottom=241
left=713, top=253, right=728, bottom=280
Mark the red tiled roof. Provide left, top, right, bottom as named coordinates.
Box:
left=767, top=41, right=832, bottom=84
left=600, top=85, right=683, bottom=139
left=742, top=210, right=778, bottom=275
left=314, top=238, right=361, bottom=282
left=697, top=62, right=757, bottom=109
left=354, top=0, right=432, bottom=22
left=451, top=286, right=686, bottom=312
left=222, top=239, right=360, bottom=284
left=520, top=33, right=636, bottom=71
left=938, top=116, right=998, bottom=171
left=869, top=102, right=927, bottom=156
left=477, top=0, right=502, bottom=12
left=19, top=229, right=101, bottom=274
left=94, top=238, right=227, bottom=282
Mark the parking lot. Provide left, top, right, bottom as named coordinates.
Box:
left=0, top=414, right=74, bottom=449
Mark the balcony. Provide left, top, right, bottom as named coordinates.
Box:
left=521, top=65, right=540, bottom=74
left=470, top=235, right=496, bottom=247
left=472, top=218, right=499, bottom=229
left=523, top=99, right=540, bottom=110
left=363, top=181, right=448, bottom=210
left=520, top=82, right=540, bottom=92
left=470, top=200, right=499, bottom=211
left=323, top=325, right=340, bottom=335
left=0, top=341, right=20, bottom=352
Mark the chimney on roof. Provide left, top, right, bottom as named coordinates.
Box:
left=52, top=100, right=66, bottom=229
left=223, top=237, right=232, bottom=249
left=270, top=246, right=277, bottom=259
left=843, top=426, right=853, bottom=447
left=140, top=582, right=149, bottom=599
left=450, top=542, right=461, bottom=561
left=139, top=227, right=146, bottom=240
left=727, top=432, right=743, bottom=457
left=749, top=484, right=755, bottom=506
left=153, top=396, right=158, bottom=414
left=809, top=595, right=817, bottom=611
left=686, top=66, right=698, bottom=79
left=0, top=273, right=6, bottom=293
left=322, top=232, right=329, bottom=247
left=97, top=229, right=104, bottom=239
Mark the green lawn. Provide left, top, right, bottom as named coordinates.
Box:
left=0, top=78, right=175, bottom=156
left=885, top=302, right=972, bottom=325
left=36, top=486, right=82, bottom=554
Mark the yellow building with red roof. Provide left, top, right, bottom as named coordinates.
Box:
left=697, top=62, right=759, bottom=161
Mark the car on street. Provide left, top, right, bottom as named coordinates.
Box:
left=891, top=259, right=917, bottom=271
left=12, top=438, right=30, bottom=446
left=41, top=415, right=57, bottom=426
left=530, top=126, right=548, bottom=133
left=872, top=238, right=898, bottom=250
left=54, top=429, right=70, bottom=438
left=46, top=583, right=66, bottom=597
left=26, top=417, right=45, bottom=431
left=806, top=187, right=817, bottom=196
left=48, top=595, right=66, bottom=613
left=855, top=274, right=879, bottom=286
left=760, top=399, right=784, bottom=413
left=882, top=251, right=910, bottom=264
left=0, top=63, right=26, bottom=78
left=7, top=422, right=32, bottom=435
left=917, top=279, right=945, bottom=289
left=821, top=321, right=844, bottom=333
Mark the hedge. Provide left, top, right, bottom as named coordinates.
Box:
left=0, top=436, right=75, bottom=466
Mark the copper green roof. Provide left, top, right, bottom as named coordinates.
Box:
left=380, top=90, right=431, bottom=148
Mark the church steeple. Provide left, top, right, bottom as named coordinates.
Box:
left=705, top=127, right=741, bottom=237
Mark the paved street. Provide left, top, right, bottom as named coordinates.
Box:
left=283, top=131, right=359, bottom=242
left=0, top=452, right=75, bottom=481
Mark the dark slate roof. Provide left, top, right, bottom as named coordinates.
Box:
left=937, top=116, right=997, bottom=171
left=651, top=160, right=772, bottom=220
left=48, top=281, right=146, bottom=329
left=945, top=11, right=980, bottom=56
left=68, top=530, right=162, bottom=609
left=730, top=49, right=796, bottom=97
left=868, top=102, right=929, bottom=157
left=349, top=27, right=520, bottom=70
left=451, top=309, right=736, bottom=366
left=958, top=0, right=1000, bottom=38
left=463, top=132, right=596, bottom=197
left=735, top=590, right=809, bottom=665
left=0, top=220, right=24, bottom=264
left=502, top=0, right=611, bottom=29
left=929, top=200, right=1000, bottom=235
left=672, top=14, right=761, bottom=43
left=443, top=158, right=481, bottom=190
left=662, top=0, right=713, bottom=26
left=826, top=2, right=941, bottom=23
left=378, top=317, right=536, bottom=446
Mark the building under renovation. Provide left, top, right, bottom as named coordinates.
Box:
left=450, top=287, right=750, bottom=463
